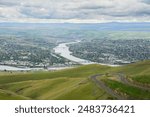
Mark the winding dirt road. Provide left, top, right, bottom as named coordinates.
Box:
left=90, top=74, right=125, bottom=100
left=90, top=73, right=150, bottom=100
left=117, top=73, right=150, bottom=91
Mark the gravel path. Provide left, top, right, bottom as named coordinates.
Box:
left=117, top=73, right=150, bottom=91
left=90, top=74, right=125, bottom=100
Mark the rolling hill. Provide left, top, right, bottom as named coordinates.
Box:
left=0, top=60, right=149, bottom=100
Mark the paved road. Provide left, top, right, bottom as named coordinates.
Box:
left=90, top=74, right=125, bottom=100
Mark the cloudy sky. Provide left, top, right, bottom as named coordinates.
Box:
left=0, top=0, right=150, bottom=23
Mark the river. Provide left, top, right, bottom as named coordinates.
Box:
left=0, top=65, right=72, bottom=71
left=0, top=41, right=83, bottom=71
left=54, top=41, right=94, bottom=65
left=54, top=41, right=120, bottom=67
left=0, top=41, right=118, bottom=71
left=0, top=65, right=31, bottom=71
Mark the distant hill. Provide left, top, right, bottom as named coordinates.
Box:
left=1, top=22, right=150, bottom=31
left=0, top=60, right=149, bottom=100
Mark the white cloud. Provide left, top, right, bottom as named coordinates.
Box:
left=0, top=0, right=150, bottom=23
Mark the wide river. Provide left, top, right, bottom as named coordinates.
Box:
left=0, top=41, right=86, bottom=71
left=0, top=41, right=118, bottom=71
left=54, top=41, right=119, bottom=67
left=0, top=65, right=31, bottom=71
left=54, top=41, right=94, bottom=65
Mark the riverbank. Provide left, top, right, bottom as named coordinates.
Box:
left=0, top=65, right=75, bottom=71
left=0, top=65, right=44, bottom=71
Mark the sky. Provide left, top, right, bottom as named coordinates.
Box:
left=0, top=0, right=150, bottom=23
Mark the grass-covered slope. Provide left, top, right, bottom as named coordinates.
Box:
left=0, top=60, right=149, bottom=100
left=113, top=60, right=150, bottom=75
left=0, top=65, right=112, bottom=100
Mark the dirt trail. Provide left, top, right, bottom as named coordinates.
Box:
left=90, top=74, right=125, bottom=100
left=117, top=73, right=150, bottom=91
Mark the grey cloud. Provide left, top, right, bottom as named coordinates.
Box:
left=135, top=10, right=150, bottom=16
left=20, top=9, right=51, bottom=19
left=20, top=6, right=78, bottom=19
left=77, top=5, right=112, bottom=10
left=0, top=0, right=150, bottom=22
left=141, top=0, right=150, bottom=4
left=0, top=0, right=21, bottom=6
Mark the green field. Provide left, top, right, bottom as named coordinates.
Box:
left=102, top=79, right=150, bottom=99
left=0, top=60, right=149, bottom=100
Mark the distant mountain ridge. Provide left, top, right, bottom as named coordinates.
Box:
left=0, top=22, right=150, bottom=31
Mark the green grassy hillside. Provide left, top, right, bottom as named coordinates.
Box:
left=113, top=60, right=150, bottom=75
left=0, top=60, right=149, bottom=100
